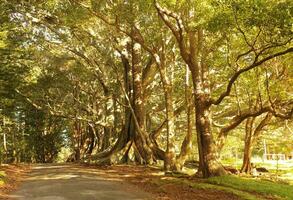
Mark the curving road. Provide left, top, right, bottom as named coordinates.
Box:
left=9, top=164, right=152, bottom=200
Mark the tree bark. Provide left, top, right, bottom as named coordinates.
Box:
left=73, top=120, right=81, bottom=162
left=91, top=41, right=161, bottom=165
left=240, top=113, right=272, bottom=173
left=175, top=66, right=193, bottom=171
left=189, top=30, right=226, bottom=177
left=131, top=39, right=155, bottom=164
left=155, top=4, right=226, bottom=177
left=240, top=117, right=255, bottom=173
left=155, top=48, right=176, bottom=171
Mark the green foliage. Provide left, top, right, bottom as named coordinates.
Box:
left=23, top=107, right=68, bottom=163
left=56, top=147, right=73, bottom=163
left=0, top=0, right=291, bottom=172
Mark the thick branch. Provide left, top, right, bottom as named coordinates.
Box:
left=252, top=113, right=272, bottom=141
left=211, top=47, right=293, bottom=105
left=154, top=1, right=190, bottom=64
left=218, top=106, right=271, bottom=140
left=15, top=89, right=106, bottom=127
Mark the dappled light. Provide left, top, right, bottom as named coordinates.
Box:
left=7, top=165, right=148, bottom=200
left=0, top=0, right=292, bottom=199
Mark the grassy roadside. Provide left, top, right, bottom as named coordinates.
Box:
left=153, top=177, right=262, bottom=200
left=207, top=175, right=293, bottom=200
left=221, top=160, right=293, bottom=185
left=0, top=164, right=30, bottom=198
left=88, top=164, right=293, bottom=200
left=0, top=170, right=6, bottom=186
left=151, top=174, right=293, bottom=200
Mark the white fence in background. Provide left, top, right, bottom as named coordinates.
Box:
left=263, top=153, right=293, bottom=160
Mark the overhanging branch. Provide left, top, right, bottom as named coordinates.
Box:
left=211, top=47, right=293, bottom=106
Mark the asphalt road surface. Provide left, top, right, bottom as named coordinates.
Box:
left=9, top=164, right=152, bottom=200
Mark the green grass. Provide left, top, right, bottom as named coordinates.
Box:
left=208, top=175, right=293, bottom=200
left=153, top=174, right=293, bottom=200
left=153, top=178, right=264, bottom=200
left=222, top=159, right=293, bottom=186
left=176, top=179, right=264, bottom=200
left=0, top=170, right=6, bottom=186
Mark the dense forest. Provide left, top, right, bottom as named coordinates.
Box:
left=0, top=0, right=292, bottom=179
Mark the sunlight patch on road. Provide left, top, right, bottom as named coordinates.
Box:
left=26, top=173, right=124, bottom=182
left=27, top=174, right=79, bottom=180
left=151, top=172, right=165, bottom=176
left=161, top=177, right=176, bottom=180
left=90, top=177, right=123, bottom=182
left=33, top=165, right=71, bottom=170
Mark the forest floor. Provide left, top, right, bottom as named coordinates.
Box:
left=0, top=164, right=30, bottom=199
left=1, top=163, right=293, bottom=200
left=84, top=164, right=293, bottom=200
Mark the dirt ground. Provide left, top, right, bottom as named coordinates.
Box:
left=88, top=164, right=241, bottom=200
left=1, top=164, right=242, bottom=200
left=7, top=164, right=152, bottom=200
left=0, top=165, right=30, bottom=200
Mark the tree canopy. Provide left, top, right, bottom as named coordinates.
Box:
left=0, top=0, right=292, bottom=178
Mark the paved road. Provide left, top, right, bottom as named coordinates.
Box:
left=9, top=164, right=152, bottom=200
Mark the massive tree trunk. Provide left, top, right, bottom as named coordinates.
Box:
left=91, top=40, right=161, bottom=165
left=189, top=30, right=226, bottom=177
left=155, top=5, right=226, bottom=177
left=194, top=97, right=226, bottom=177
left=131, top=39, right=155, bottom=164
